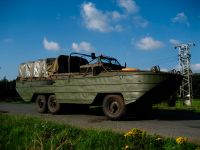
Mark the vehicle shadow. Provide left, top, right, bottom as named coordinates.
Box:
left=60, top=105, right=200, bottom=121
left=59, top=104, right=200, bottom=121
left=59, top=104, right=104, bottom=116
left=125, top=108, right=200, bottom=121
left=151, top=108, right=200, bottom=120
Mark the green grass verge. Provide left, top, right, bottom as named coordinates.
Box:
left=154, top=99, right=200, bottom=113
left=0, top=114, right=199, bottom=150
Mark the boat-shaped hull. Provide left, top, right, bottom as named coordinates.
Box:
left=16, top=71, right=182, bottom=105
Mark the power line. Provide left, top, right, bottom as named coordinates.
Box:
left=133, top=55, right=177, bottom=69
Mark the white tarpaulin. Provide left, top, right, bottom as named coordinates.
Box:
left=18, top=55, right=88, bottom=78
left=18, top=59, right=54, bottom=78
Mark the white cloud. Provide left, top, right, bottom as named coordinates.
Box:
left=136, top=36, right=164, bottom=50
left=117, top=1, right=149, bottom=29
left=160, top=68, right=168, bottom=72
left=133, top=16, right=149, bottom=28
left=169, top=39, right=181, bottom=45
left=118, top=0, right=139, bottom=13
left=81, top=2, right=110, bottom=32
left=72, top=41, right=94, bottom=52
left=191, top=64, right=200, bottom=73
left=109, top=11, right=125, bottom=21
left=81, top=1, right=149, bottom=32
left=81, top=2, right=122, bottom=32
left=171, top=12, right=190, bottom=27
left=43, top=37, right=60, bottom=51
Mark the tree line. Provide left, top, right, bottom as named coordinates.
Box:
left=192, top=73, right=200, bottom=98
left=0, top=77, right=20, bottom=100
left=0, top=74, right=200, bottom=100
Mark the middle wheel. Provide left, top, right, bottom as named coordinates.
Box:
left=102, top=95, right=126, bottom=120
left=48, top=95, right=60, bottom=114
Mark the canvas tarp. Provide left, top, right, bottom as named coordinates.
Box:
left=19, top=58, right=57, bottom=78
left=18, top=55, right=88, bottom=78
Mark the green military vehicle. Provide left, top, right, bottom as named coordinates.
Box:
left=16, top=53, right=182, bottom=120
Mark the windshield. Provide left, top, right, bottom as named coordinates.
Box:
left=100, top=57, right=121, bottom=66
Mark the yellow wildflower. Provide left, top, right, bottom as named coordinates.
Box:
left=124, top=128, right=143, bottom=138
left=156, top=137, right=162, bottom=141
left=176, top=137, right=187, bottom=144
left=131, top=128, right=143, bottom=136
left=123, top=145, right=129, bottom=150
left=155, top=135, right=163, bottom=141
left=124, top=131, right=133, bottom=137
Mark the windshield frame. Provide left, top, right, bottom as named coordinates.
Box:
left=99, top=56, right=121, bottom=66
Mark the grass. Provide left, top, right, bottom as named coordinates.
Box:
left=0, top=114, right=199, bottom=150
left=154, top=99, right=200, bottom=112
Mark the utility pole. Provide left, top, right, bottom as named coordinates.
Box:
left=175, top=43, right=195, bottom=106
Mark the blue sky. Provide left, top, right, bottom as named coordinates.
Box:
left=0, top=0, right=200, bottom=80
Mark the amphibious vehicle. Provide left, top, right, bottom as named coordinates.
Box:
left=16, top=53, right=182, bottom=120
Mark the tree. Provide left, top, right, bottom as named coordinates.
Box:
left=192, top=73, right=200, bottom=99
left=0, top=77, right=19, bottom=99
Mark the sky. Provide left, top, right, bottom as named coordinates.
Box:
left=0, top=0, right=200, bottom=80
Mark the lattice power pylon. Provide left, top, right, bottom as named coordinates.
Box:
left=175, top=43, right=195, bottom=106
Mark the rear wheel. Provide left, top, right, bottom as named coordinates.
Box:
left=48, top=95, right=60, bottom=114
left=103, top=95, right=126, bottom=120
left=36, top=95, right=48, bottom=113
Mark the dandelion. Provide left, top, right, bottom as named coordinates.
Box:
left=156, top=137, right=162, bottom=141
left=123, top=145, right=129, bottom=150
left=155, top=135, right=163, bottom=142
left=131, top=128, right=143, bottom=136
left=124, top=128, right=143, bottom=138
left=124, top=131, right=133, bottom=137
left=176, top=137, right=187, bottom=144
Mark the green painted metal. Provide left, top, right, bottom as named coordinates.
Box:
left=16, top=71, right=181, bottom=105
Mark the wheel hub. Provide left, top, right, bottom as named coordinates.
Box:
left=39, top=99, right=44, bottom=108
left=109, top=101, right=119, bottom=114
left=50, top=99, right=56, bottom=108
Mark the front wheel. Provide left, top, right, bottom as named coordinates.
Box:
left=48, top=95, right=61, bottom=114
left=103, top=95, right=126, bottom=120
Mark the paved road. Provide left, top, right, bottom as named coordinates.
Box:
left=0, top=102, right=200, bottom=144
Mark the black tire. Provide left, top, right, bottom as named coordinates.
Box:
left=36, top=95, right=48, bottom=113
left=102, top=95, right=126, bottom=120
left=48, top=95, right=60, bottom=114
